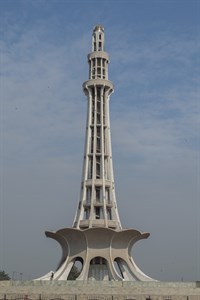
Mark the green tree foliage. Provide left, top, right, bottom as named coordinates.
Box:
left=0, top=270, right=10, bottom=281
left=67, top=265, right=80, bottom=280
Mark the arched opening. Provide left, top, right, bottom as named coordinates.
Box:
left=114, top=258, right=124, bottom=279
left=67, top=257, right=83, bottom=280
left=88, top=256, right=109, bottom=281
left=114, top=257, right=137, bottom=281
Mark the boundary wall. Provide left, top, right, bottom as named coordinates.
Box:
left=0, top=281, right=200, bottom=300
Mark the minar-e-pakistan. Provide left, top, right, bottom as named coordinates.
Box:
left=37, top=24, right=155, bottom=282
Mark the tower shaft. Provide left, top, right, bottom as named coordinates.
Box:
left=73, top=25, right=121, bottom=230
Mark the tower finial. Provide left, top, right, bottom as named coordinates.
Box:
left=93, top=24, right=104, bottom=32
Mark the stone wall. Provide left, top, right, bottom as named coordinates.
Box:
left=0, top=281, right=200, bottom=300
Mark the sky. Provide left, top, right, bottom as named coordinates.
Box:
left=0, top=0, right=199, bottom=282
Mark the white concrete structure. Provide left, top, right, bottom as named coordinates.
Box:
left=37, top=25, right=154, bottom=282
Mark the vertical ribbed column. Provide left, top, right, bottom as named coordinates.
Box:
left=73, top=25, right=122, bottom=230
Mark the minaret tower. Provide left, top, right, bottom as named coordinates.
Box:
left=73, top=24, right=121, bottom=230
left=37, top=25, right=155, bottom=282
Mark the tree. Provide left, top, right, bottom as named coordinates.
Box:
left=0, top=270, right=10, bottom=281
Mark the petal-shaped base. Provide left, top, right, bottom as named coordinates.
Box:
left=36, top=227, right=155, bottom=281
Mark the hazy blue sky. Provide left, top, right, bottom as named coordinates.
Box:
left=0, top=0, right=199, bottom=281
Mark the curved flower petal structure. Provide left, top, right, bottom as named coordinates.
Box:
left=37, top=227, right=154, bottom=281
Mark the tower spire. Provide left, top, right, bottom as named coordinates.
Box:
left=92, top=24, right=105, bottom=52
left=73, top=24, right=122, bottom=230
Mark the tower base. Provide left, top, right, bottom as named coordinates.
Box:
left=36, top=227, right=155, bottom=281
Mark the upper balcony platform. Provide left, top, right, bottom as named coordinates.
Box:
left=83, top=79, right=114, bottom=91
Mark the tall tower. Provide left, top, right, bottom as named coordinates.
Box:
left=37, top=25, right=155, bottom=281
left=73, top=24, right=121, bottom=231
